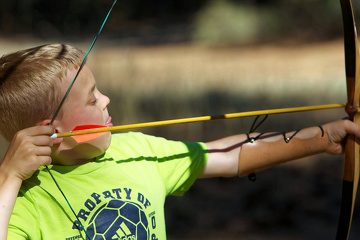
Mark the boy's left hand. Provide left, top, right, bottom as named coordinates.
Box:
left=323, top=119, right=360, bottom=155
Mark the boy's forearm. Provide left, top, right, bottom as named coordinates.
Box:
left=238, top=126, right=327, bottom=177
left=203, top=126, right=328, bottom=178
left=0, top=167, right=22, bottom=240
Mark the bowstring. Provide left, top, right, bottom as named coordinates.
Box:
left=50, top=0, right=118, bottom=125
left=45, top=165, right=91, bottom=240
left=46, top=0, right=118, bottom=239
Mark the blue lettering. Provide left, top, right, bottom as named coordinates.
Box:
left=103, top=190, right=115, bottom=199
left=124, top=188, right=132, bottom=200
left=84, top=199, right=96, bottom=211
left=77, top=209, right=90, bottom=221
left=72, top=220, right=81, bottom=230
left=144, top=198, right=151, bottom=209
left=138, top=193, right=151, bottom=208
left=151, top=215, right=156, bottom=229
left=138, top=193, right=144, bottom=204
left=91, top=192, right=101, bottom=204
left=112, top=188, right=122, bottom=199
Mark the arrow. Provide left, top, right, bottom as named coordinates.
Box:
left=50, top=103, right=345, bottom=142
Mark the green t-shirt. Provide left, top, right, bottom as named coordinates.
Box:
left=8, top=132, right=208, bottom=240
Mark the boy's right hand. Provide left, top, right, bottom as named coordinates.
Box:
left=1, top=126, right=54, bottom=181
left=0, top=126, right=53, bottom=239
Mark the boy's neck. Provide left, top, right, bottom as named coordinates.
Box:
left=50, top=156, right=96, bottom=166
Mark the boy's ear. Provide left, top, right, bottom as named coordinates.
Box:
left=40, top=119, right=63, bottom=144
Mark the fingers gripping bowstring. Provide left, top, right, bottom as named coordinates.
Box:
left=46, top=1, right=118, bottom=239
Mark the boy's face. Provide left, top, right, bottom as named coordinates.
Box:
left=51, top=65, right=112, bottom=165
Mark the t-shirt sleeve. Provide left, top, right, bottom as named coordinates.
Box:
left=110, top=132, right=208, bottom=196
left=151, top=139, right=208, bottom=196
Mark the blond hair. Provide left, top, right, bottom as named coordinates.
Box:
left=0, top=44, right=85, bottom=141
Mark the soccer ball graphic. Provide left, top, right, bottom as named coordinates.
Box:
left=87, top=199, right=149, bottom=240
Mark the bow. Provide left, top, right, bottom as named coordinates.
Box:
left=336, top=0, right=360, bottom=239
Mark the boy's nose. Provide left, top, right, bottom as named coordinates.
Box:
left=102, top=94, right=110, bottom=110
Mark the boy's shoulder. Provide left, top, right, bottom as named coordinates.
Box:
left=108, top=132, right=173, bottom=150
left=105, top=132, right=170, bottom=158
left=107, top=132, right=207, bottom=159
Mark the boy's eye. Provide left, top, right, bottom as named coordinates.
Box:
left=90, top=96, right=97, bottom=105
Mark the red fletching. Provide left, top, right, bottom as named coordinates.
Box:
left=71, top=125, right=109, bottom=143
left=72, top=125, right=107, bottom=131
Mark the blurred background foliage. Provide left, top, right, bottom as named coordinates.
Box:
left=1, top=0, right=360, bottom=239
left=1, top=0, right=359, bottom=44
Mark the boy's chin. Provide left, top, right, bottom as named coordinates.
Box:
left=53, top=133, right=111, bottom=165
left=75, top=134, right=111, bottom=159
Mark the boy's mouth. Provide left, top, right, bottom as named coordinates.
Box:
left=105, top=116, right=113, bottom=127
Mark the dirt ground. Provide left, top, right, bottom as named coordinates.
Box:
left=0, top=38, right=359, bottom=239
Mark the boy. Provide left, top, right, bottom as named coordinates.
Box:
left=0, top=44, right=359, bottom=239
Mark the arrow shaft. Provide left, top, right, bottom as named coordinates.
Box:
left=52, top=103, right=345, bottom=138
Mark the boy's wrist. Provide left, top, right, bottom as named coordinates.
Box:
left=0, top=162, right=23, bottom=188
